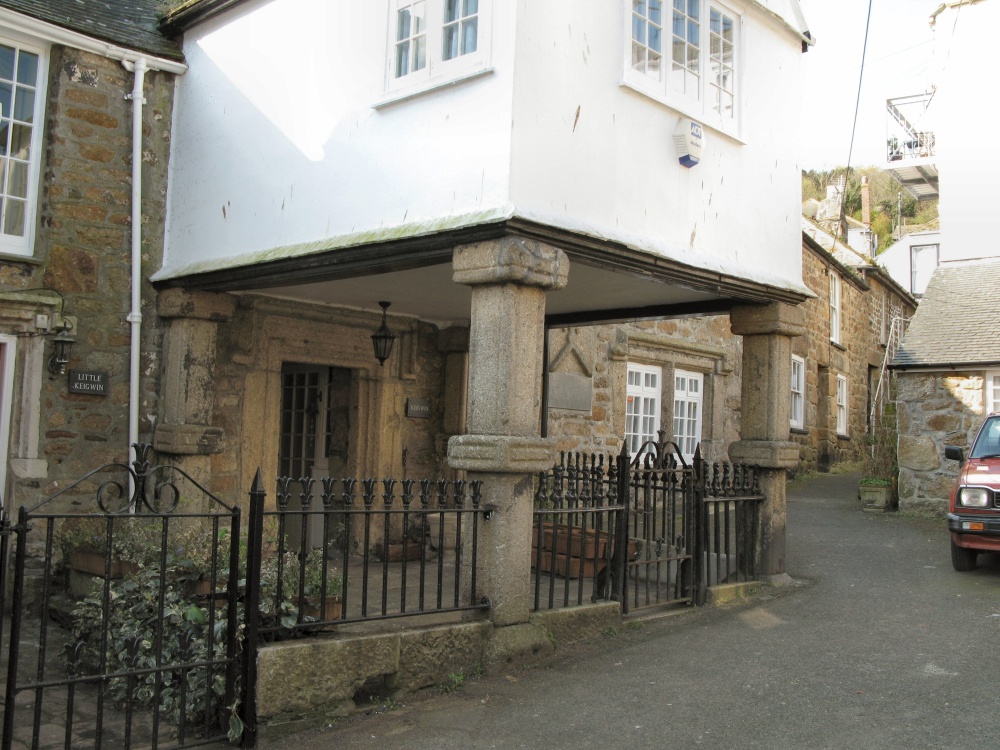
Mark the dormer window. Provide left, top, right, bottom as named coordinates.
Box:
left=386, top=0, right=490, bottom=99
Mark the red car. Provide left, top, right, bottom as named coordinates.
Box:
left=946, top=415, right=1000, bottom=571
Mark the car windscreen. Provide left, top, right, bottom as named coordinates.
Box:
left=970, top=417, right=1000, bottom=459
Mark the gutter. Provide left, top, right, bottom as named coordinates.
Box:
left=0, top=8, right=188, bottom=74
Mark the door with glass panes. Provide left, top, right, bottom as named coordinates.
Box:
left=278, top=363, right=352, bottom=550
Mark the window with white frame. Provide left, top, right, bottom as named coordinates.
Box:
left=626, top=363, right=661, bottom=456
left=790, top=355, right=805, bottom=430
left=829, top=273, right=841, bottom=345
left=0, top=33, right=45, bottom=257
left=624, top=0, right=740, bottom=136
left=673, top=369, right=703, bottom=462
left=910, top=243, right=939, bottom=295
left=986, top=371, right=1000, bottom=415
left=386, top=0, right=491, bottom=96
left=836, top=374, right=848, bottom=436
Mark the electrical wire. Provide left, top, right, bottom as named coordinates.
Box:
left=839, top=0, right=874, bottom=240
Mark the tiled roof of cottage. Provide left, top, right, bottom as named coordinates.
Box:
left=0, top=0, right=183, bottom=61
left=891, top=259, right=1000, bottom=369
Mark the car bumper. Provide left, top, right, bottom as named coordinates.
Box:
left=949, top=512, right=1000, bottom=550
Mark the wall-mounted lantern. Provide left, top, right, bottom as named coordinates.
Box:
left=48, top=317, right=76, bottom=375
left=371, top=301, right=395, bottom=366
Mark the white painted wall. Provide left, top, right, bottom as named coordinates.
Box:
left=163, top=0, right=808, bottom=294
left=164, top=0, right=517, bottom=271
left=508, top=0, right=806, bottom=290
left=877, top=230, right=942, bottom=295
left=930, top=0, right=999, bottom=262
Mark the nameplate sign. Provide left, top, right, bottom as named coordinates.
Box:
left=406, top=398, right=431, bottom=419
left=68, top=370, right=108, bottom=396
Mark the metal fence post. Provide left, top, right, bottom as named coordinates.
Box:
left=241, top=469, right=266, bottom=748
left=611, top=441, right=630, bottom=612
left=691, top=447, right=706, bottom=606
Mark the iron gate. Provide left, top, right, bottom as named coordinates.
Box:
left=0, top=445, right=245, bottom=750
left=532, top=434, right=766, bottom=613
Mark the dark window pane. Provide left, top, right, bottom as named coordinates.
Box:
left=443, top=24, right=459, bottom=59
left=16, top=51, right=38, bottom=86
left=8, top=160, right=26, bottom=198
left=0, top=82, right=11, bottom=119
left=462, top=17, right=478, bottom=54
left=0, top=46, right=13, bottom=82
left=10, top=124, right=29, bottom=160
left=13, top=87, right=33, bottom=123
left=3, top=196, right=24, bottom=236
left=445, top=0, right=460, bottom=22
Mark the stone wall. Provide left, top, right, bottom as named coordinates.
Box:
left=545, top=316, right=741, bottom=464
left=895, top=371, right=984, bottom=513
left=791, top=242, right=916, bottom=473
left=0, top=47, right=174, bottom=509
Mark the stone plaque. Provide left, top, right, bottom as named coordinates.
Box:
left=68, top=370, right=108, bottom=395
left=406, top=398, right=431, bottom=419
left=547, top=372, right=593, bottom=412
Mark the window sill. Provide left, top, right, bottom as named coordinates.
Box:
left=790, top=427, right=808, bottom=435
left=830, top=341, right=846, bottom=352
left=837, top=433, right=851, bottom=441
left=619, top=80, right=745, bottom=144
left=0, top=250, right=42, bottom=265
left=374, top=67, right=495, bottom=110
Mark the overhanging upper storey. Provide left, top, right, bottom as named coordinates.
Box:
left=885, top=93, right=938, bottom=201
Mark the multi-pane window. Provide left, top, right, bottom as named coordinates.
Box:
left=708, top=7, right=735, bottom=118
left=625, top=1, right=739, bottom=134
left=626, top=363, right=661, bottom=456
left=987, top=371, right=1000, bottom=415
left=829, top=273, right=841, bottom=344
left=673, top=369, right=703, bottom=462
left=630, top=0, right=664, bottom=79
left=0, top=36, right=43, bottom=255
left=836, top=374, right=848, bottom=436
left=388, top=0, right=488, bottom=92
left=393, top=1, right=427, bottom=78
left=790, top=355, right=805, bottom=430
left=670, top=0, right=700, bottom=99
left=443, top=0, right=478, bottom=61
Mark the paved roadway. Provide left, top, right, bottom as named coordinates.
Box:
left=271, top=472, right=1000, bottom=749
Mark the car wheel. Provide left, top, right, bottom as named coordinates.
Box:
left=951, top=539, right=978, bottom=572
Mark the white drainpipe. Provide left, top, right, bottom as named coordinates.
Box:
left=125, top=58, right=147, bottom=470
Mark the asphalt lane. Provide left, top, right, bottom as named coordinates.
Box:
left=271, top=472, right=1000, bottom=749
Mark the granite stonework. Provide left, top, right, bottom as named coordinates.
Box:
left=0, top=46, right=175, bottom=510
left=791, top=238, right=916, bottom=473
left=894, top=371, right=986, bottom=513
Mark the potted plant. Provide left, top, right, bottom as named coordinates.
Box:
left=56, top=517, right=158, bottom=594
left=860, top=411, right=898, bottom=512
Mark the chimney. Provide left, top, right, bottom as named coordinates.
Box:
left=861, top=176, right=871, bottom=227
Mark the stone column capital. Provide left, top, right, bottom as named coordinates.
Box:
left=728, top=439, right=800, bottom=470
left=453, top=237, right=569, bottom=290
left=730, top=302, right=805, bottom=338
left=447, top=434, right=557, bottom=474
left=158, top=288, right=236, bottom=322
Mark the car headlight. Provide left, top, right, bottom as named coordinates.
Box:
left=959, top=487, right=990, bottom=508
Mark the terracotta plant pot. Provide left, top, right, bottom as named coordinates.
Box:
left=69, top=550, right=139, bottom=579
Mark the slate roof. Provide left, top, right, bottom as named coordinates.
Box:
left=0, top=0, right=182, bottom=61
left=890, top=259, right=1000, bottom=369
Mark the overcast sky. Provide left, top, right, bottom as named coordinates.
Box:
left=798, top=0, right=940, bottom=171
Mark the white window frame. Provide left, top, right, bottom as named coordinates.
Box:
left=790, top=355, right=805, bottom=430
left=383, top=0, right=492, bottom=100
left=622, top=0, right=742, bottom=138
left=0, top=30, right=47, bottom=258
left=836, top=374, right=848, bottom=437
left=986, top=371, right=1000, bottom=415
left=829, top=273, right=841, bottom=345
left=910, top=243, right=939, bottom=295
left=626, top=363, right=661, bottom=456
left=673, top=369, right=703, bottom=463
